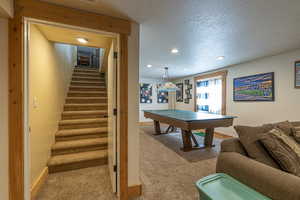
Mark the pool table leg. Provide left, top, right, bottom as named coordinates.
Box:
left=153, top=120, right=161, bottom=135
left=204, top=128, right=215, bottom=147
left=181, top=130, right=193, bottom=151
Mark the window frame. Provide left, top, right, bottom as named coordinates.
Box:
left=194, top=70, right=228, bottom=115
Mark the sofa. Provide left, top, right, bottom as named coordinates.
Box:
left=216, top=121, right=300, bottom=200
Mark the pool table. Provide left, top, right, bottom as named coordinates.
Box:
left=144, top=109, right=236, bottom=152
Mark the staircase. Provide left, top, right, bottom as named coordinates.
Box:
left=48, top=67, right=108, bottom=173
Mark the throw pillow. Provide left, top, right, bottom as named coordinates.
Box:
left=292, top=126, right=300, bottom=143
left=260, top=128, right=300, bottom=177
left=275, top=121, right=295, bottom=136
left=234, top=125, right=280, bottom=168
left=264, top=121, right=294, bottom=136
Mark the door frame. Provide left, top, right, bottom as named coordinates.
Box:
left=9, top=0, right=130, bottom=200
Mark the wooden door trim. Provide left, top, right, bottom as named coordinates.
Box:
left=9, top=1, right=130, bottom=200
left=16, top=0, right=131, bottom=35
left=193, top=70, right=228, bottom=115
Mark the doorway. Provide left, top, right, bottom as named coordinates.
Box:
left=24, top=19, right=119, bottom=199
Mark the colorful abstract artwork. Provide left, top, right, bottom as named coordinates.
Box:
left=295, top=61, right=300, bottom=88
left=140, top=83, right=153, bottom=103
left=233, top=72, right=274, bottom=101
left=157, top=84, right=168, bottom=103
left=176, top=83, right=183, bottom=102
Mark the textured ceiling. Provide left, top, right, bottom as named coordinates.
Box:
left=43, top=0, right=300, bottom=79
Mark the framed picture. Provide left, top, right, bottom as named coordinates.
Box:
left=187, top=84, right=192, bottom=90
left=176, top=83, right=183, bottom=102
left=185, top=89, right=190, bottom=95
left=184, top=79, right=189, bottom=85
left=140, top=83, right=153, bottom=103
left=295, top=61, right=300, bottom=88
left=233, top=72, right=275, bottom=101
left=157, top=84, right=168, bottom=103
left=184, top=98, right=189, bottom=104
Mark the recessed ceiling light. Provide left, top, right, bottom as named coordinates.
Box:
left=147, top=64, right=152, bottom=68
left=171, top=48, right=179, bottom=54
left=217, top=56, right=225, bottom=60
left=77, top=37, right=88, bottom=44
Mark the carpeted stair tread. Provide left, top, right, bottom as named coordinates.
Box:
left=66, top=97, right=107, bottom=100
left=65, top=103, right=107, bottom=107
left=72, top=76, right=104, bottom=81
left=56, top=127, right=108, bottom=137
left=68, top=91, right=107, bottom=95
left=59, top=118, right=107, bottom=125
left=73, top=72, right=102, bottom=77
left=74, top=68, right=99, bottom=73
left=66, top=97, right=107, bottom=104
left=52, top=138, right=108, bottom=150
left=69, top=85, right=106, bottom=89
left=62, top=110, right=107, bottom=115
left=48, top=150, right=108, bottom=166
left=71, top=80, right=105, bottom=84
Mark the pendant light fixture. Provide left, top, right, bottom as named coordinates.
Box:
left=158, top=67, right=179, bottom=92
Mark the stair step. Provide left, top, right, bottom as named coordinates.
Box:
left=71, top=81, right=105, bottom=87
left=51, top=138, right=108, bottom=155
left=59, top=118, right=108, bottom=130
left=68, top=91, right=107, bottom=97
left=48, top=150, right=108, bottom=173
left=56, top=127, right=108, bottom=141
left=64, top=103, right=108, bottom=111
left=74, top=68, right=99, bottom=73
left=66, top=97, right=107, bottom=104
left=62, top=110, right=107, bottom=120
left=72, top=76, right=105, bottom=82
left=73, top=72, right=102, bottom=78
left=69, top=85, right=106, bottom=92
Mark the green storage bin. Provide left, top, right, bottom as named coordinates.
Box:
left=195, top=173, right=271, bottom=200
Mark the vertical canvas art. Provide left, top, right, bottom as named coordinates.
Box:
left=140, top=83, right=153, bottom=103
left=157, top=84, right=168, bottom=103
left=295, top=61, right=300, bottom=88
left=176, top=83, right=183, bottom=102
left=233, top=72, right=274, bottom=101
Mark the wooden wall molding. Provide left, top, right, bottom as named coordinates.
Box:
left=119, top=33, right=129, bottom=200
left=128, top=184, right=142, bottom=199
left=9, top=1, right=130, bottom=200
left=30, top=167, right=48, bottom=200
left=16, top=0, right=131, bottom=35
left=193, top=70, right=228, bottom=115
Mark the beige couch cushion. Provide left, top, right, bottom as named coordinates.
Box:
left=234, top=125, right=280, bottom=168
left=260, top=128, right=300, bottom=177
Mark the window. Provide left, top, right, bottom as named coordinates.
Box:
left=194, top=71, right=227, bottom=115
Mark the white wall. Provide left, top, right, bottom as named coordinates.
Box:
left=139, top=78, right=169, bottom=122
left=127, top=22, right=141, bottom=187
left=0, top=0, right=13, bottom=18
left=29, top=24, right=77, bottom=186
left=175, top=49, right=300, bottom=136
left=0, top=17, right=9, bottom=200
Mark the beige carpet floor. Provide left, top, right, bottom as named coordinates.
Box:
left=139, top=129, right=217, bottom=200
left=36, top=128, right=217, bottom=200
left=140, top=125, right=222, bottom=162
left=36, top=165, right=116, bottom=200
